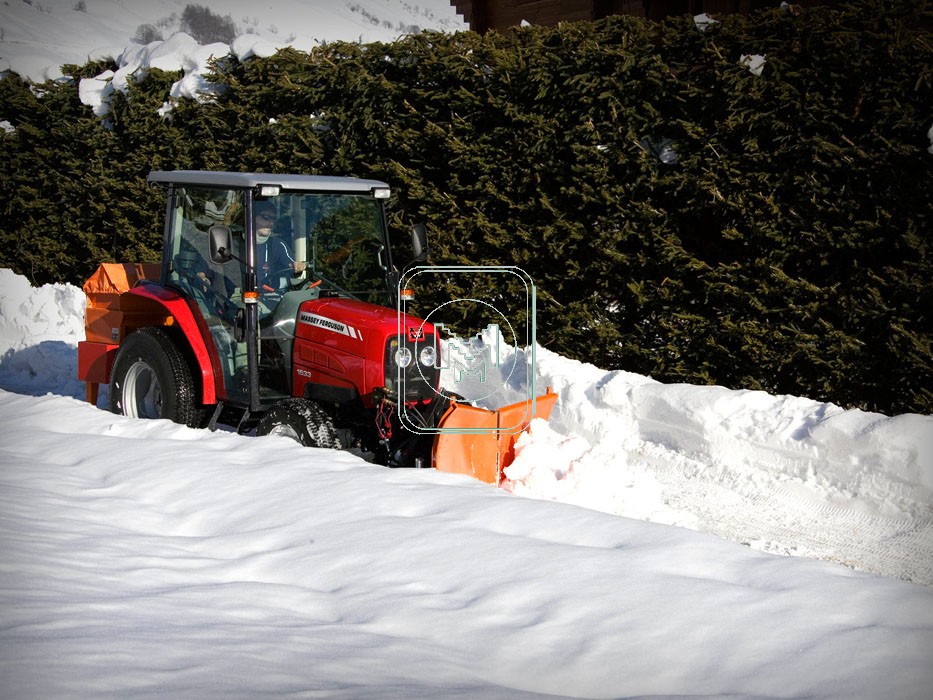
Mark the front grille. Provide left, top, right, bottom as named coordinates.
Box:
left=385, top=334, right=439, bottom=401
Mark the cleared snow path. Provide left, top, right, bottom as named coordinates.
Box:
left=645, top=446, right=933, bottom=585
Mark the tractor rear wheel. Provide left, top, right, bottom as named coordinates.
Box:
left=110, top=327, right=201, bottom=428
left=256, top=398, right=343, bottom=449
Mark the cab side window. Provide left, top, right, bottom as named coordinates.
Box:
left=169, top=187, right=244, bottom=304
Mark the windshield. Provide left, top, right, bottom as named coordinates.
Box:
left=257, top=192, right=391, bottom=306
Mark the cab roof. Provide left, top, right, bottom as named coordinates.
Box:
left=147, top=170, right=390, bottom=194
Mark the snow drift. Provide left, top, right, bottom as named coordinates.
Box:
left=1, top=268, right=933, bottom=699
left=2, top=267, right=932, bottom=585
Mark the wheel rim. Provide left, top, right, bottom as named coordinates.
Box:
left=266, top=424, right=302, bottom=442
left=122, top=360, right=162, bottom=419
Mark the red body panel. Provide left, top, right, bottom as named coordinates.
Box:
left=117, top=284, right=220, bottom=404
left=292, top=297, right=432, bottom=408
left=77, top=340, right=119, bottom=384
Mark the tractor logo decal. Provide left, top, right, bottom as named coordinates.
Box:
left=299, top=311, right=363, bottom=341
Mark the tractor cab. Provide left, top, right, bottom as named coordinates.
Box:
left=147, top=171, right=406, bottom=416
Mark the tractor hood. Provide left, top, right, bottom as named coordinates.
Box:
left=294, top=297, right=433, bottom=352
left=292, top=296, right=438, bottom=407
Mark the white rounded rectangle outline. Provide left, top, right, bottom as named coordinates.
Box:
left=397, top=265, right=537, bottom=434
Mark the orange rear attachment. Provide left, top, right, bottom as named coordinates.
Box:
left=431, top=388, right=558, bottom=485
left=79, top=262, right=160, bottom=404
left=83, top=263, right=161, bottom=344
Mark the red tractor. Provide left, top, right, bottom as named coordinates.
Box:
left=78, top=171, right=555, bottom=482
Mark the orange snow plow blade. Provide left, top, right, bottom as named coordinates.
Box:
left=432, top=389, right=558, bottom=485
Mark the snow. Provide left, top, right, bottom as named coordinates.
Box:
left=692, top=12, right=719, bottom=31
left=2, top=3, right=933, bottom=696
left=1, top=0, right=467, bottom=82
left=2, top=266, right=933, bottom=699
left=739, top=53, right=766, bottom=77
left=1, top=0, right=468, bottom=117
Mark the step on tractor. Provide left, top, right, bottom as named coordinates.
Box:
left=78, top=171, right=556, bottom=484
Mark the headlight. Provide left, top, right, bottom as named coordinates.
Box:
left=419, top=345, right=436, bottom=367
left=395, top=347, right=412, bottom=367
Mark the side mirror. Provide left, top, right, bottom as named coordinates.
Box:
left=209, top=225, right=233, bottom=264
left=410, top=223, right=429, bottom=264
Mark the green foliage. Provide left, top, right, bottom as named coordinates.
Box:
left=0, top=0, right=930, bottom=415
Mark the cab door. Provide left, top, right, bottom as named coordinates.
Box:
left=165, top=185, right=251, bottom=404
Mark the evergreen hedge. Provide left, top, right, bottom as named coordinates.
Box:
left=1, top=0, right=930, bottom=415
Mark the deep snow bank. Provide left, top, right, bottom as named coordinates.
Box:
left=0, top=269, right=87, bottom=399
left=527, top=348, right=933, bottom=522
left=439, top=303, right=933, bottom=583
left=1, top=268, right=932, bottom=584
left=446, top=334, right=933, bottom=526
left=3, top=387, right=933, bottom=699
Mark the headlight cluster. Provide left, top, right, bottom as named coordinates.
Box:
left=393, top=342, right=436, bottom=368
left=386, top=334, right=440, bottom=401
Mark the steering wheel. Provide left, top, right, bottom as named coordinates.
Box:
left=263, top=266, right=323, bottom=294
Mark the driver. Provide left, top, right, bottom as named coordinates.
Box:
left=254, top=201, right=305, bottom=294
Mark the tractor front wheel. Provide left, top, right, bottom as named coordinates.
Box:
left=110, top=327, right=201, bottom=428
left=256, top=398, right=343, bottom=449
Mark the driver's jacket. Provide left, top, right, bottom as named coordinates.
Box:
left=257, top=237, right=296, bottom=293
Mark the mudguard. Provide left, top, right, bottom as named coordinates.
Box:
left=79, top=263, right=219, bottom=405
left=120, top=283, right=219, bottom=404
